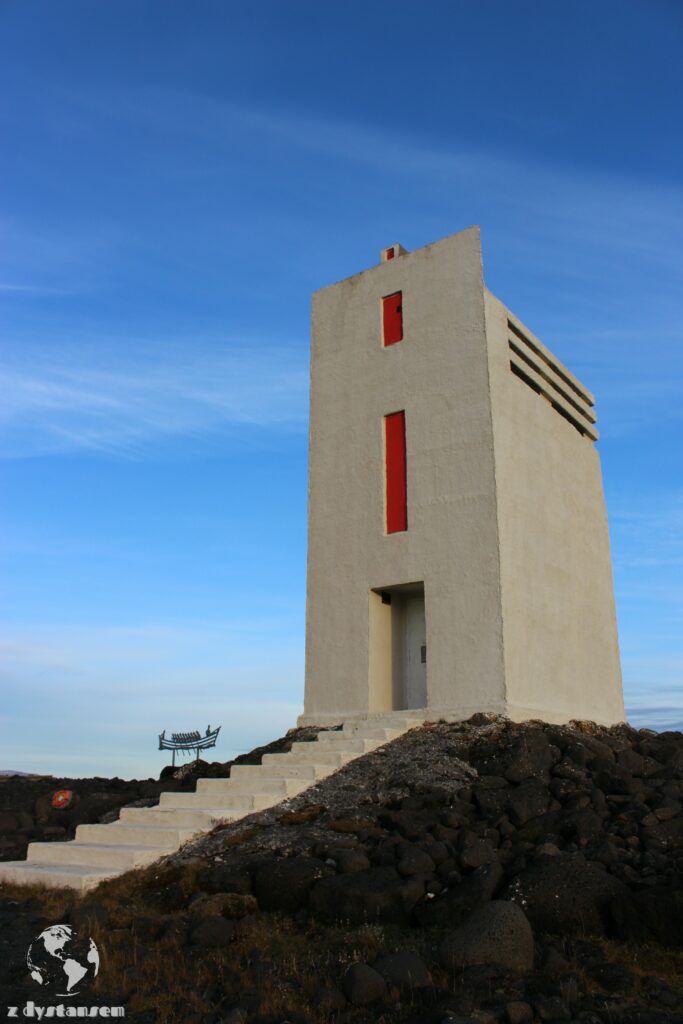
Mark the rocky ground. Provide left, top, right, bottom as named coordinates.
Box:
left=1, top=717, right=682, bottom=1023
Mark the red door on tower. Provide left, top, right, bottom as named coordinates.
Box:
left=382, top=292, right=403, bottom=347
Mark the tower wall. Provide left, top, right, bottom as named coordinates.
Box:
left=484, top=291, right=624, bottom=724
left=301, top=227, right=507, bottom=724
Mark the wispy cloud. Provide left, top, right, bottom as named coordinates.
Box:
left=610, top=492, right=683, bottom=574
left=35, top=82, right=680, bottom=286
left=4, top=88, right=679, bottom=448
left=0, top=282, right=71, bottom=295
left=0, top=335, right=308, bottom=458
left=91, top=86, right=683, bottom=260
left=609, top=492, right=683, bottom=668
left=624, top=671, right=683, bottom=731
left=0, top=218, right=128, bottom=296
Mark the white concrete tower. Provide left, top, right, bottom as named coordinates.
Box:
left=300, top=227, right=624, bottom=728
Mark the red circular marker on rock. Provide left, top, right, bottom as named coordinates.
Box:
left=51, top=789, right=75, bottom=810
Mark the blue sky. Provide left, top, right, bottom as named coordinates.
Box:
left=1, top=1, right=681, bottom=778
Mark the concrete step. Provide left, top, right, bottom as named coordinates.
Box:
left=261, top=749, right=352, bottom=767
left=197, top=776, right=309, bottom=797
left=119, top=806, right=240, bottom=828
left=291, top=736, right=382, bottom=754
left=230, top=762, right=332, bottom=782
left=0, top=861, right=119, bottom=892
left=26, top=841, right=169, bottom=871
left=320, top=726, right=406, bottom=742
left=75, top=822, right=195, bottom=848
left=375, top=716, right=425, bottom=731
left=158, top=790, right=276, bottom=811
left=324, top=718, right=423, bottom=737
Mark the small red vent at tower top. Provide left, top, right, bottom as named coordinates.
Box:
left=381, top=243, right=408, bottom=263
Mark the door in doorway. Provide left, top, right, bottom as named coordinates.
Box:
left=368, top=582, right=427, bottom=713
left=402, top=589, right=426, bottom=708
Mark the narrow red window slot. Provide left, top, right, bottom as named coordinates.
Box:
left=386, top=247, right=395, bottom=260
left=382, top=291, right=403, bottom=346
left=385, top=411, right=407, bottom=533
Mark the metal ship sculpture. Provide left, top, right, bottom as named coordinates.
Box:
left=158, top=724, right=221, bottom=766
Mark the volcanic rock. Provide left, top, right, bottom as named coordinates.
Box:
left=504, top=852, right=629, bottom=936
left=252, top=855, right=332, bottom=912
left=341, top=962, right=388, bottom=1005
left=440, top=900, right=534, bottom=973
left=373, top=951, right=432, bottom=991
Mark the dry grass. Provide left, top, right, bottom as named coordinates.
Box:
left=91, top=911, right=415, bottom=1021
left=0, top=880, right=77, bottom=917
left=3, top=868, right=682, bottom=1022
left=538, top=933, right=683, bottom=1000
left=595, top=937, right=683, bottom=994
left=1, top=875, right=445, bottom=1023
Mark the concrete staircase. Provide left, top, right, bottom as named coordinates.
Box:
left=0, top=717, right=423, bottom=893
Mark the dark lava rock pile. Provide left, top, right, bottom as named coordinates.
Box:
left=0, top=775, right=164, bottom=862
left=1, top=717, right=682, bottom=1024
